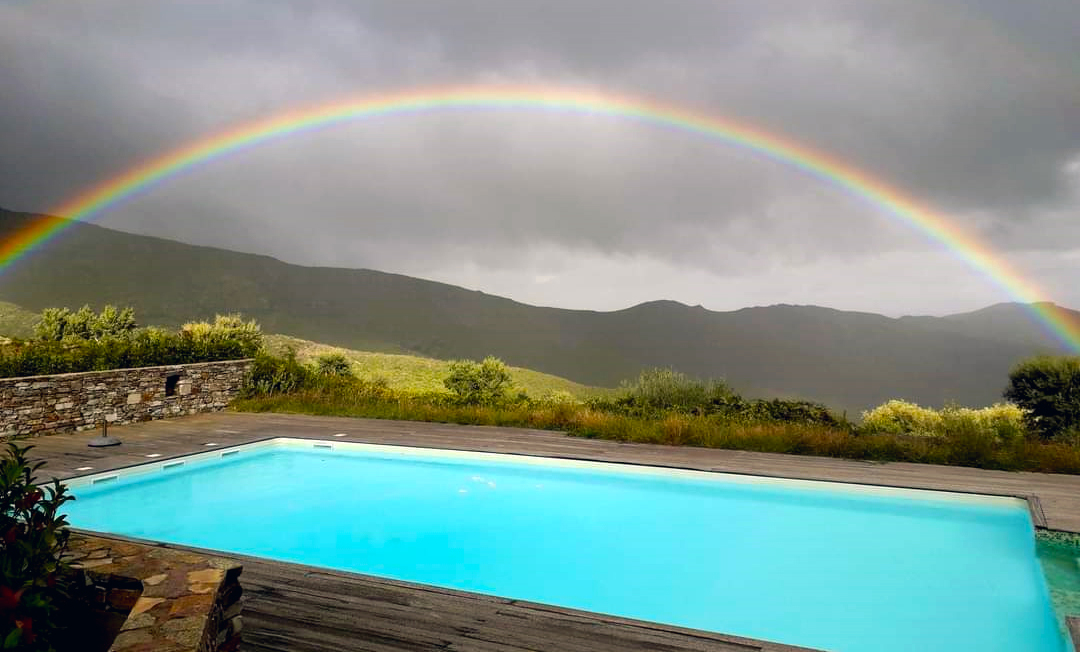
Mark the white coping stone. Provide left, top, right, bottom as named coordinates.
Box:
left=64, top=437, right=1026, bottom=512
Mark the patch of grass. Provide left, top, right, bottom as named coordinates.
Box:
left=264, top=333, right=613, bottom=399
left=233, top=388, right=1080, bottom=475
left=0, top=300, right=39, bottom=339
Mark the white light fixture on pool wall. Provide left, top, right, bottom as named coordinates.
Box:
left=87, top=420, right=122, bottom=448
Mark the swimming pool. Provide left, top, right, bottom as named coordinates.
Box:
left=66, top=438, right=1071, bottom=652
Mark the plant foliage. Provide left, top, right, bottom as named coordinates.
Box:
left=33, top=306, right=137, bottom=343
left=1, top=445, right=73, bottom=651
left=860, top=400, right=1029, bottom=442
left=1, top=311, right=263, bottom=378
left=443, top=357, right=514, bottom=406
left=241, top=350, right=314, bottom=397
left=315, top=353, right=353, bottom=378
left=1004, top=356, right=1080, bottom=442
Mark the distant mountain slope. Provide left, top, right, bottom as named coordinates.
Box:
left=2, top=207, right=1074, bottom=414
left=899, top=302, right=1080, bottom=350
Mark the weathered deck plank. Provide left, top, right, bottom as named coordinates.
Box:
left=234, top=554, right=803, bottom=652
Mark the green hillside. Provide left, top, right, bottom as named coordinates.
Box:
left=0, top=300, right=41, bottom=339
left=2, top=207, right=1075, bottom=414
left=265, top=334, right=613, bottom=398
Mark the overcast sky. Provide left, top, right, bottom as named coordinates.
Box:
left=2, top=0, right=1078, bottom=316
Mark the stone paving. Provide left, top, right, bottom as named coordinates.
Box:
left=65, top=534, right=243, bottom=652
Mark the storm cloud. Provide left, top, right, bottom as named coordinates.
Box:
left=1, top=0, right=1078, bottom=315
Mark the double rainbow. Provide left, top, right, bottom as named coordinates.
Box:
left=3, top=85, right=1077, bottom=351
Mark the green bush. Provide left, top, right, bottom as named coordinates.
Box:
left=315, top=353, right=353, bottom=378
left=1004, top=356, right=1080, bottom=442
left=180, top=314, right=263, bottom=353
left=860, top=399, right=1029, bottom=443
left=533, top=390, right=579, bottom=407
left=1, top=444, right=73, bottom=651
left=736, top=398, right=848, bottom=428
left=443, top=357, right=514, bottom=406
left=861, top=400, right=943, bottom=436
left=626, top=368, right=732, bottom=412
left=0, top=315, right=264, bottom=378
left=34, top=305, right=137, bottom=342
left=242, top=350, right=313, bottom=397
left=940, top=403, right=1029, bottom=443
left=597, top=368, right=739, bottom=416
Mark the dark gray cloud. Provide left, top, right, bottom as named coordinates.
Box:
left=1, top=0, right=1078, bottom=314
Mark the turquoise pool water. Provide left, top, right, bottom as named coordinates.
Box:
left=66, top=439, right=1070, bottom=652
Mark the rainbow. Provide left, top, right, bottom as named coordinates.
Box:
left=4, top=84, right=1078, bottom=351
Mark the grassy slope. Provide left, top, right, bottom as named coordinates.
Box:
left=265, top=334, right=614, bottom=398
left=0, top=301, right=40, bottom=339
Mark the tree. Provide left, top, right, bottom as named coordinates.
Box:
left=91, top=305, right=137, bottom=340
left=32, top=308, right=70, bottom=342
left=443, top=357, right=514, bottom=405
left=1003, top=356, right=1080, bottom=441
left=33, top=305, right=137, bottom=342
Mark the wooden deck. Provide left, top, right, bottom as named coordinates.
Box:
left=23, top=412, right=1080, bottom=651
left=237, top=553, right=810, bottom=652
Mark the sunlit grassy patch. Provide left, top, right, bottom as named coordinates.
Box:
left=264, top=333, right=613, bottom=398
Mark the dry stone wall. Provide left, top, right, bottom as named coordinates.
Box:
left=0, top=359, right=252, bottom=439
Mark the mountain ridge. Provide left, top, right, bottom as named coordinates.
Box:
left=2, top=206, right=1076, bottom=414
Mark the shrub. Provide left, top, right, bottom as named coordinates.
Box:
left=242, top=350, right=313, bottom=397
left=34, top=305, right=137, bottom=342
left=606, top=368, right=739, bottom=416
left=0, top=315, right=264, bottom=378
left=534, top=390, right=579, bottom=407
left=315, top=353, right=353, bottom=378
left=861, top=400, right=944, bottom=436
left=861, top=400, right=1030, bottom=443
left=180, top=314, right=263, bottom=356
left=940, top=403, right=1028, bottom=443
left=443, top=357, right=514, bottom=406
left=737, top=398, right=848, bottom=428
left=1004, top=356, right=1080, bottom=441
left=1, top=444, right=73, bottom=651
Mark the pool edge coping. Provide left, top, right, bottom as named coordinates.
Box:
left=63, top=434, right=1049, bottom=517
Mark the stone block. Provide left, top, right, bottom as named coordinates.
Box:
left=107, top=587, right=143, bottom=611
